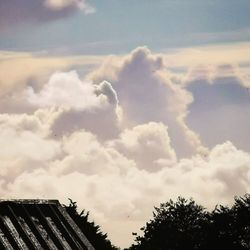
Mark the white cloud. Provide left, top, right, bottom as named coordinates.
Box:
left=15, top=71, right=121, bottom=140
left=0, top=113, right=60, bottom=182
left=0, top=51, right=104, bottom=115
left=26, top=71, right=108, bottom=111
left=88, top=46, right=205, bottom=157
left=45, top=0, right=95, bottom=13
left=0, top=104, right=249, bottom=247
left=0, top=46, right=250, bottom=248
left=1, top=126, right=250, bottom=247
left=0, top=129, right=59, bottom=162
left=109, top=122, right=177, bottom=171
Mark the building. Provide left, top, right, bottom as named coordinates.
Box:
left=0, top=199, right=95, bottom=250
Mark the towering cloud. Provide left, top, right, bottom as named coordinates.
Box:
left=88, top=47, right=205, bottom=157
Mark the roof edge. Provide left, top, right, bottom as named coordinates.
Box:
left=0, top=199, right=60, bottom=205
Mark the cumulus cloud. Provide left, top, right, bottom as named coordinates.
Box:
left=0, top=46, right=250, bottom=248
left=26, top=71, right=108, bottom=110
left=23, top=71, right=121, bottom=140
left=0, top=102, right=249, bottom=248
left=109, top=122, right=177, bottom=172
left=0, top=51, right=104, bottom=114
left=88, top=46, right=205, bottom=157
left=0, top=115, right=250, bottom=247
left=0, top=112, right=60, bottom=182
left=0, top=0, right=95, bottom=30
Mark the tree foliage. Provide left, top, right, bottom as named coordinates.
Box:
left=127, top=195, right=250, bottom=250
left=64, top=199, right=119, bottom=250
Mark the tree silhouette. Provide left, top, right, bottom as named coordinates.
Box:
left=63, top=196, right=250, bottom=250
left=127, top=195, right=250, bottom=250
left=204, top=205, right=237, bottom=250
left=231, top=194, right=250, bottom=248
left=64, top=199, right=119, bottom=250
left=128, top=197, right=208, bottom=250
left=204, top=194, right=250, bottom=250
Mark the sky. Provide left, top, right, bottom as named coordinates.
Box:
left=0, top=0, right=250, bottom=248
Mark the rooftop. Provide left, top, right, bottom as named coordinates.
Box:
left=0, top=199, right=95, bottom=250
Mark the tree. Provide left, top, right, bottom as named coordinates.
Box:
left=128, top=197, right=208, bottom=250
left=64, top=199, right=119, bottom=250
left=231, top=194, right=250, bottom=249
left=128, top=195, right=250, bottom=250
left=203, top=194, right=250, bottom=250
left=204, top=204, right=237, bottom=250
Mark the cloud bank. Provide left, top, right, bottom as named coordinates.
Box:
left=0, top=47, right=249, bottom=247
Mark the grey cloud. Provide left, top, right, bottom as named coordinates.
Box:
left=0, top=69, right=122, bottom=140
left=109, top=122, right=177, bottom=172
left=187, top=65, right=250, bottom=152
left=95, top=81, right=119, bottom=105
left=88, top=47, right=204, bottom=157
left=0, top=0, right=94, bottom=30
left=25, top=71, right=121, bottom=140
left=50, top=105, right=121, bottom=140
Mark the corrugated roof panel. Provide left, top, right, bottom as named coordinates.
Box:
left=0, top=199, right=95, bottom=250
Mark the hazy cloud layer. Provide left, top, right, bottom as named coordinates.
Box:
left=0, top=0, right=95, bottom=30
left=163, top=42, right=250, bottom=68
left=0, top=47, right=249, bottom=247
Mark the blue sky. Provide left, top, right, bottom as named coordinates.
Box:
left=0, top=0, right=250, bottom=248
left=1, top=0, right=250, bottom=53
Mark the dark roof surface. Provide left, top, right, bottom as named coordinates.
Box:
left=0, top=199, right=95, bottom=250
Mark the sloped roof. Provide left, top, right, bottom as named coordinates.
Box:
left=0, top=199, right=95, bottom=250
